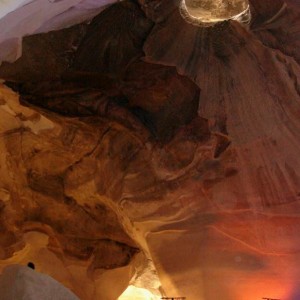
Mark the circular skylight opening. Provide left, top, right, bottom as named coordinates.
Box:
left=180, top=0, right=251, bottom=27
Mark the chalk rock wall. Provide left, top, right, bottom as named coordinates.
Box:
left=0, top=0, right=300, bottom=300
left=0, top=84, right=139, bottom=299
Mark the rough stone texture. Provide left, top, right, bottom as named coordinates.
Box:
left=252, top=2, right=300, bottom=64
left=142, top=4, right=300, bottom=300
left=0, top=84, right=138, bottom=299
left=1, top=1, right=300, bottom=300
left=72, top=1, right=153, bottom=76
left=138, top=0, right=178, bottom=23
left=122, top=60, right=200, bottom=140
left=0, top=0, right=117, bottom=64
left=249, top=0, right=284, bottom=25
left=0, top=25, right=87, bottom=82
left=14, top=60, right=199, bottom=142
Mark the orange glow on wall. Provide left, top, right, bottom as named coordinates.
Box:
left=233, top=277, right=293, bottom=300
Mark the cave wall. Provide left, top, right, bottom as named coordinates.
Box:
left=0, top=0, right=300, bottom=300
left=0, top=0, right=117, bottom=64
left=0, top=82, right=142, bottom=299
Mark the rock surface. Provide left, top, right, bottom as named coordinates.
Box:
left=0, top=0, right=117, bottom=64
left=0, top=83, right=139, bottom=299
left=1, top=1, right=300, bottom=300
left=72, top=1, right=153, bottom=76
left=142, top=3, right=300, bottom=299
left=0, top=25, right=87, bottom=82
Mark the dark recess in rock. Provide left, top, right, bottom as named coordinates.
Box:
left=71, top=0, right=154, bottom=77
left=0, top=24, right=87, bottom=82
left=250, top=0, right=284, bottom=27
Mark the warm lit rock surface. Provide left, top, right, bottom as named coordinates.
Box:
left=0, top=84, right=139, bottom=299
left=142, top=3, right=300, bottom=299
left=1, top=1, right=300, bottom=300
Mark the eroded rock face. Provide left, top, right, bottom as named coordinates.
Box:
left=0, top=84, right=138, bottom=299
left=1, top=1, right=300, bottom=300
left=0, top=24, right=87, bottom=82
left=15, top=60, right=199, bottom=141
left=0, top=0, right=118, bottom=64
left=142, top=3, right=300, bottom=299
left=250, top=0, right=284, bottom=25
left=72, top=1, right=153, bottom=76
left=252, top=1, right=300, bottom=64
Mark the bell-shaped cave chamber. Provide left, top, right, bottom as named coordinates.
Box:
left=0, top=0, right=300, bottom=299
left=180, top=0, right=251, bottom=26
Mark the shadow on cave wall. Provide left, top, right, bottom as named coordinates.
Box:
left=2, top=0, right=201, bottom=144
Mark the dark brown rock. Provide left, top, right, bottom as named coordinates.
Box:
left=138, top=0, right=179, bottom=23
left=142, top=5, right=300, bottom=299
left=249, top=0, right=285, bottom=26
left=12, top=59, right=200, bottom=142
left=252, top=4, right=300, bottom=65
left=72, top=0, right=153, bottom=76
left=0, top=24, right=87, bottom=82
left=122, top=60, right=200, bottom=141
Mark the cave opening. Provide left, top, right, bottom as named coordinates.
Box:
left=180, top=0, right=251, bottom=26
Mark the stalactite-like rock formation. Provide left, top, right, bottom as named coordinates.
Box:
left=1, top=0, right=300, bottom=299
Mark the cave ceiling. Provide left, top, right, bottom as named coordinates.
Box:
left=0, top=0, right=300, bottom=299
